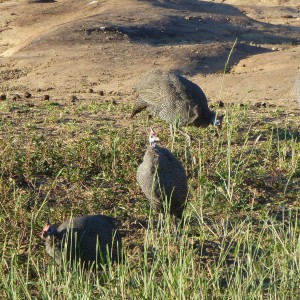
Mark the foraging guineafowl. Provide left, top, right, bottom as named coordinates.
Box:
left=137, top=129, right=188, bottom=220
left=131, top=69, right=223, bottom=136
left=41, top=215, right=122, bottom=268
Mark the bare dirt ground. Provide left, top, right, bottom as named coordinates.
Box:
left=0, top=0, right=299, bottom=108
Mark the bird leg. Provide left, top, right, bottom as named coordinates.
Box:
left=177, top=128, right=197, bottom=145
left=169, top=124, right=197, bottom=147
left=169, top=124, right=176, bottom=150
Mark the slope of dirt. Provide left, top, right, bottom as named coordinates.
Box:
left=0, top=0, right=299, bottom=108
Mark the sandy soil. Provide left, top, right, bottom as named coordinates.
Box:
left=0, top=0, right=299, bottom=108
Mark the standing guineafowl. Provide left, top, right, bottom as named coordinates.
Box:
left=137, top=129, right=188, bottom=221
left=131, top=69, right=223, bottom=138
left=41, top=215, right=122, bottom=268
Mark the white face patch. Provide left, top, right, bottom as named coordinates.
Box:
left=211, top=114, right=220, bottom=126
left=149, top=135, right=155, bottom=146
left=149, top=129, right=160, bottom=147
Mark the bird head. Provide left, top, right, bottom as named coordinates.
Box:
left=41, top=223, right=58, bottom=239
left=149, top=128, right=160, bottom=147
left=211, top=112, right=224, bottom=128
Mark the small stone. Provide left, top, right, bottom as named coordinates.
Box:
left=99, top=91, right=104, bottom=96
left=255, top=102, right=267, bottom=108
left=43, top=95, right=50, bottom=100
left=24, top=92, right=32, bottom=98
left=87, top=88, right=94, bottom=93
left=71, top=95, right=77, bottom=102
left=112, top=99, right=117, bottom=105
left=0, top=94, right=7, bottom=101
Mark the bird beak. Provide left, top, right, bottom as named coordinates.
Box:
left=41, top=224, right=50, bottom=239
left=41, top=229, right=46, bottom=239
left=41, top=219, right=51, bottom=239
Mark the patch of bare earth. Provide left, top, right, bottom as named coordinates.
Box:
left=0, top=0, right=299, bottom=109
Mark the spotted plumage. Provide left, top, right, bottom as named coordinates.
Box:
left=41, top=215, right=122, bottom=268
left=131, top=69, right=223, bottom=128
left=137, top=129, right=188, bottom=220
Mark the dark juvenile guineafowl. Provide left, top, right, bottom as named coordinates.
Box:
left=131, top=69, right=223, bottom=138
left=137, top=129, right=188, bottom=221
left=41, top=215, right=122, bottom=268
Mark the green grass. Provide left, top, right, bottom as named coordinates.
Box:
left=0, top=94, right=299, bottom=299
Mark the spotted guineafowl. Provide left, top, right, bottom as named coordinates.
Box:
left=137, top=129, right=188, bottom=221
left=41, top=215, right=122, bottom=268
left=131, top=69, right=223, bottom=137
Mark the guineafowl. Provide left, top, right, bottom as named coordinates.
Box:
left=41, top=215, right=122, bottom=268
left=137, top=129, right=188, bottom=221
left=131, top=69, right=223, bottom=139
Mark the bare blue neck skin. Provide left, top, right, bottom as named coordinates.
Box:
left=150, top=141, right=157, bottom=148
left=211, top=113, right=220, bottom=126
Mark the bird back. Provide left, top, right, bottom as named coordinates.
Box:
left=135, top=69, right=213, bottom=126
left=137, top=145, right=188, bottom=219
left=46, top=215, right=122, bottom=268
